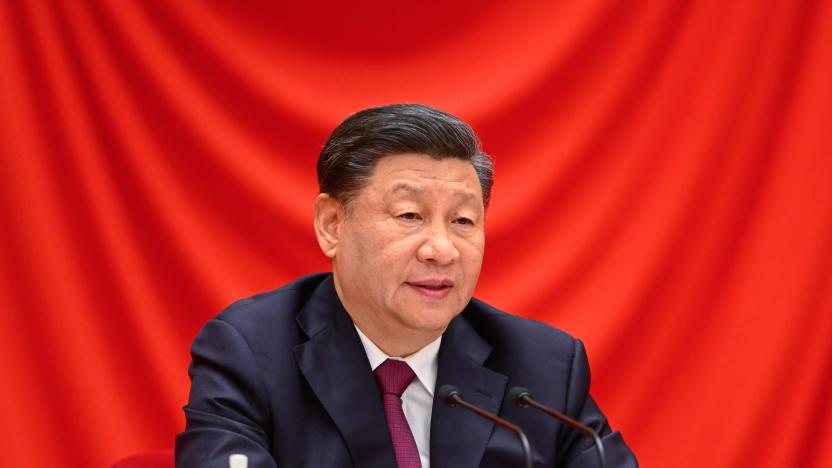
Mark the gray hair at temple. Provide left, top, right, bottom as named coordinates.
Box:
left=317, top=104, right=494, bottom=208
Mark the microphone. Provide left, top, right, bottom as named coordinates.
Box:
left=508, top=387, right=606, bottom=468
left=437, top=384, right=533, bottom=468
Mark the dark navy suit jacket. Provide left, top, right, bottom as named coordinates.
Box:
left=175, top=273, right=637, bottom=467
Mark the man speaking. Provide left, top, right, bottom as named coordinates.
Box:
left=176, top=104, right=638, bottom=467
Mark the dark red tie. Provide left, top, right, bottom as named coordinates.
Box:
left=374, top=359, right=422, bottom=468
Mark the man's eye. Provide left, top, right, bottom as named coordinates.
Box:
left=399, top=212, right=420, bottom=221
left=454, top=217, right=474, bottom=226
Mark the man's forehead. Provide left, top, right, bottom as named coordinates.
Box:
left=388, top=181, right=479, bottom=201
left=353, top=153, right=484, bottom=205
left=372, top=154, right=478, bottom=181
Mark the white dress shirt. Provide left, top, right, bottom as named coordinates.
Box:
left=355, top=325, right=441, bottom=468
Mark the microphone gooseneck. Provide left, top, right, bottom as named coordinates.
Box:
left=438, top=385, right=533, bottom=468
left=508, top=387, right=606, bottom=468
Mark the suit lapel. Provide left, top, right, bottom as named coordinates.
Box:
left=430, top=312, right=508, bottom=468
left=293, top=276, right=397, bottom=468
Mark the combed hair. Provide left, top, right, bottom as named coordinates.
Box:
left=317, top=103, right=494, bottom=206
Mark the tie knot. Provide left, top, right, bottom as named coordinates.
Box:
left=374, top=359, right=416, bottom=397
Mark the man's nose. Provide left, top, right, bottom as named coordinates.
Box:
left=416, top=224, right=460, bottom=265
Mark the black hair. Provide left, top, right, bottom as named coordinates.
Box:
left=317, top=103, right=494, bottom=206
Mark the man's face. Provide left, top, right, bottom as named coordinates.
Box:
left=329, top=153, right=485, bottom=343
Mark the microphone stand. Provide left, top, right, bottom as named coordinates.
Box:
left=509, top=387, right=606, bottom=468
left=439, top=385, right=533, bottom=468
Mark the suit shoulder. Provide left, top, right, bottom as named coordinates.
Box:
left=215, top=272, right=330, bottom=328
left=464, top=297, right=578, bottom=354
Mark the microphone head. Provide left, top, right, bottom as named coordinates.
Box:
left=508, top=386, right=533, bottom=407
left=437, top=384, right=463, bottom=407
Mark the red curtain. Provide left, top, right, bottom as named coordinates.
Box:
left=1, top=1, right=831, bottom=466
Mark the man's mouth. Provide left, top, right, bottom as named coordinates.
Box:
left=406, top=279, right=454, bottom=299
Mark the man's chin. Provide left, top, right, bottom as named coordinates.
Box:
left=398, top=308, right=460, bottom=334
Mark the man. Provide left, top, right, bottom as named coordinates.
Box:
left=176, top=104, right=638, bottom=467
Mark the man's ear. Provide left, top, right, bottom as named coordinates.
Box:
left=314, top=193, right=344, bottom=258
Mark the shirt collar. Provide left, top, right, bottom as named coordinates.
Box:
left=354, top=324, right=441, bottom=396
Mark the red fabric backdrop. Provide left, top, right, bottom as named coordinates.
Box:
left=1, top=1, right=831, bottom=466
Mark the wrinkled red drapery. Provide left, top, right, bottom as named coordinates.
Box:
left=1, top=1, right=830, bottom=467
